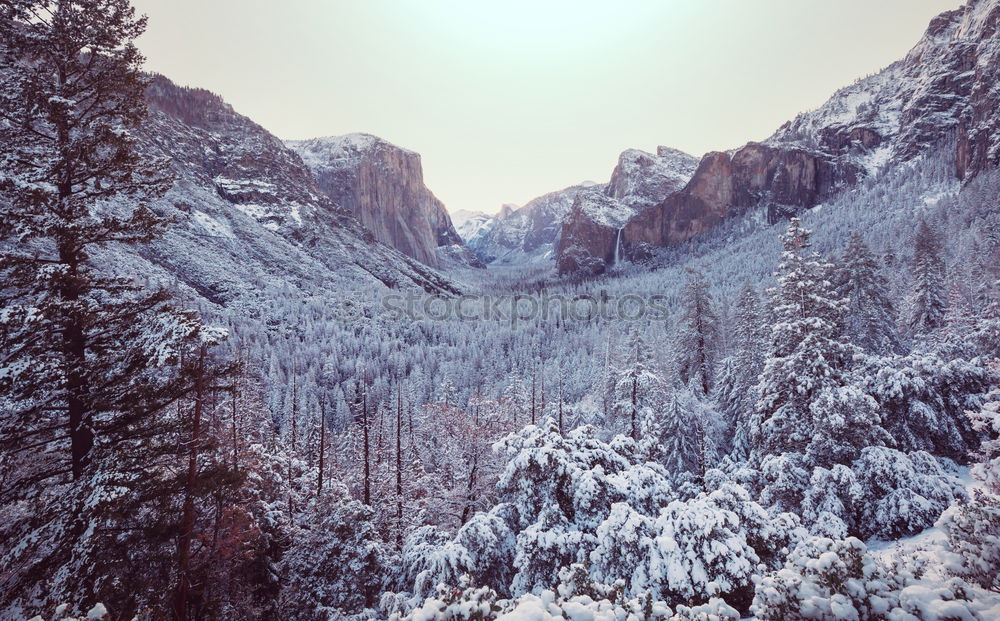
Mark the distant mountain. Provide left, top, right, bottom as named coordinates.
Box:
left=557, top=147, right=699, bottom=274
left=606, top=146, right=700, bottom=207
left=559, top=0, right=1000, bottom=275
left=469, top=145, right=700, bottom=268
left=466, top=182, right=599, bottom=265
left=767, top=0, right=1000, bottom=179
left=451, top=209, right=493, bottom=243
left=129, top=76, right=459, bottom=314
left=287, top=134, right=482, bottom=269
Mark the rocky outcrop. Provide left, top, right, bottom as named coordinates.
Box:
left=623, top=143, right=857, bottom=250
left=145, top=75, right=326, bottom=230
left=554, top=147, right=698, bottom=275
left=769, top=0, right=1000, bottom=180
left=606, top=146, right=699, bottom=207
left=957, top=0, right=1000, bottom=179
left=287, top=134, right=481, bottom=269
left=476, top=146, right=700, bottom=270
left=556, top=190, right=632, bottom=276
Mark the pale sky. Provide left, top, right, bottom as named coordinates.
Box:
left=132, top=0, right=960, bottom=215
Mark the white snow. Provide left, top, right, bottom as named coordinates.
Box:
left=190, top=210, right=234, bottom=239
left=286, top=133, right=416, bottom=173
left=571, top=190, right=637, bottom=229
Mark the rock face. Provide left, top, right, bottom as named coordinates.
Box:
left=472, top=146, right=699, bottom=269
left=557, top=190, right=634, bottom=275
left=134, top=76, right=459, bottom=311
left=768, top=0, right=1000, bottom=180
left=286, top=134, right=481, bottom=269
left=957, top=0, right=1000, bottom=179
left=623, top=144, right=857, bottom=251
left=554, top=147, right=698, bottom=275
left=607, top=146, right=700, bottom=207
left=560, top=0, right=1000, bottom=274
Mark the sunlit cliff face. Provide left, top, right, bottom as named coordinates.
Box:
left=133, top=0, right=958, bottom=213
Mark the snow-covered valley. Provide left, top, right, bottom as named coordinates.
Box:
left=2, top=0, right=1000, bottom=620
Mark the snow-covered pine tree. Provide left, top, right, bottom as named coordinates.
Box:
left=280, top=500, right=389, bottom=617
left=906, top=220, right=947, bottom=341
left=715, top=283, right=767, bottom=458
left=751, top=219, right=852, bottom=460
left=836, top=232, right=901, bottom=355
left=937, top=376, right=1000, bottom=591
left=611, top=327, right=660, bottom=439
left=804, top=384, right=890, bottom=469
left=0, top=2, right=234, bottom=614
left=646, top=387, right=704, bottom=481
left=0, top=0, right=176, bottom=479
left=967, top=370, right=1000, bottom=494
left=970, top=284, right=1000, bottom=357
left=674, top=268, right=720, bottom=396
left=943, top=278, right=976, bottom=342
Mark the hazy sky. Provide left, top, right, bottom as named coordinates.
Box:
left=132, top=0, right=959, bottom=215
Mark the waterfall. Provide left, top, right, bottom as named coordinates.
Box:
left=614, top=228, right=623, bottom=265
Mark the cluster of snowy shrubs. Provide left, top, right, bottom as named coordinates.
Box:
left=365, top=414, right=997, bottom=620
left=394, top=421, right=794, bottom=607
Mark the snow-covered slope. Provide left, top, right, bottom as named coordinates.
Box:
left=768, top=0, right=1000, bottom=179
left=286, top=134, right=482, bottom=269
left=555, top=147, right=699, bottom=274
left=130, top=76, right=459, bottom=315
left=606, top=146, right=699, bottom=208
left=554, top=0, right=1000, bottom=276
left=451, top=209, right=494, bottom=243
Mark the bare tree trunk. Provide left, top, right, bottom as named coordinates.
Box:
left=363, top=374, right=371, bottom=506
left=540, top=370, right=546, bottom=415
left=231, top=373, right=239, bottom=472
left=291, top=375, right=298, bottom=452
left=317, top=397, right=326, bottom=496
left=174, top=345, right=207, bottom=621
left=603, top=331, right=612, bottom=421
left=64, top=285, right=92, bottom=480
left=288, top=374, right=298, bottom=517
left=530, top=372, right=537, bottom=426
left=395, top=383, right=403, bottom=548
left=558, top=372, right=564, bottom=436
left=460, top=454, right=478, bottom=526
left=631, top=373, right=638, bottom=440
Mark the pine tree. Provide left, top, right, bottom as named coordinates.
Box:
left=716, top=283, right=767, bottom=458
left=674, top=268, right=720, bottom=395
left=804, top=384, right=890, bottom=468
left=906, top=220, right=947, bottom=340
left=279, top=501, right=388, bottom=616
left=0, top=0, right=175, bottom=480
left=752, top=219, right=852, bottom=459
left=0, top=2, right=234, bottom=614
left=349, top=376, right=373, bottom=506
left=648, top=387, right=703, bottom=478
left=943, top=278, right=976, bottom=340
left=836, top=232, right=900, bottom=355
left=611, top=327, right=660, bottom=439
